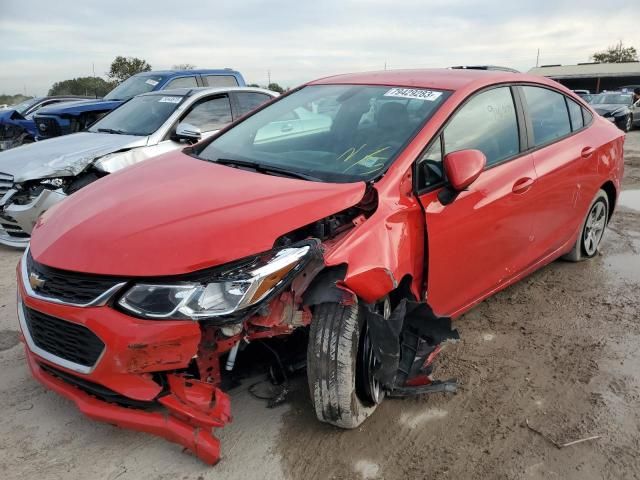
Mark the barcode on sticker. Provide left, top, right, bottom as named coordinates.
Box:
left=159, top=96, right=181, bottom=104
left=384, top=88, right=442, bottom=101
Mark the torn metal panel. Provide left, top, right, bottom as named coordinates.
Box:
left=365, top=299, right=459, bottom=394
left=323, top=179, right=426, bottom=303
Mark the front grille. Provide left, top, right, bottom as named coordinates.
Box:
left=0, top=172, right=13, bottom=197
left=27, top=251, right=125, bottom=304
left=24, top=307, right=105, bottom=367
left=39, top=363, right=158, bottom=409
left=34, top=116, right=61, bottom=138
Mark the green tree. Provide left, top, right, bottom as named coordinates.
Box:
left=591, top=42, right=638, bottom=63
left=0, top=94, right=32, bottom=106
left=48, top=77, right=115, bottom=97
left=107, top=56, right=152, bottom=84
left=247, top=83, right=261, bottom=88
left=267, top=82, right=285, bottom=93
left=172, top=63, right=196, bottom=70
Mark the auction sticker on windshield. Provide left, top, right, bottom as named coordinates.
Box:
left=384, top=88, right=442, bottom=101
left=159, top=96, right=182, bottom=104
left=146, top=79, right=159, bottom=86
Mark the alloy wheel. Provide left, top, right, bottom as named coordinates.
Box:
left=583, top=200, right=607, bottom=256
left=359, top=297, right=391, bottom=405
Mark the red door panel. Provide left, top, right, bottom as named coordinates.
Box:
left=529, top=131, right=599, bottom=257
left=419, top=154, right=538, bottom=317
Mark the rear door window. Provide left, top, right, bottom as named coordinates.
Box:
left=235, top=92, right=273, bottom=116
left=165, top=76, right=198, bottom=89
left=181, top=95, right=233, bottom=132
left=443, top=87, right=520, bottom=166
left=522, top=86, right=571, bottom=146
left=205, top=75, right=239, bottom=87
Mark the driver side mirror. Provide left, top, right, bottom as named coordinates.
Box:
left=173, top=122, right=202, bottom=142
left=444, top=149, right=486, bottom=191
left=438, top=149, right=486, bottom=205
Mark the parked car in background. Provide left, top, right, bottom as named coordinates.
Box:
left=572, top=90, right=593, bottom=102
left=0, top=87, right=276, bottom=247
left=16, top=69, right=624, bottom=465
left=33, top=69, right=245, bottom=140
left=590, top=91, right=638, bottom=131
left=0, top=96, right=93, bottom=151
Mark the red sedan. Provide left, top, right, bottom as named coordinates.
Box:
left=17, top=69, right=624, bottom=464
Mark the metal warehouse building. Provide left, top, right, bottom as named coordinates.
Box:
left=528, top=62, right=640, bottom=93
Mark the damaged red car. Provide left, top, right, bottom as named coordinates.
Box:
left=17, top=69, right=624, bottom=465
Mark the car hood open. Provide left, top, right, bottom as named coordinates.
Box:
left=0, top=132, right=147, bottom=182
left=30, top=152, right=366, bottom=276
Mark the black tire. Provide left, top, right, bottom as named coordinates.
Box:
left=307, top=302, right=380, bottom=429
left=563, top=189, right=609, bottom=262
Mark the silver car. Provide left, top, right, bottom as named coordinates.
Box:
left=0, top=87, right=277, bottom=247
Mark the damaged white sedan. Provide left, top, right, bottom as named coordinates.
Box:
left=0, top=86, right=277, bottom=247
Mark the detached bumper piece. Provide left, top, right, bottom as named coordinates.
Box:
left=26, top=352, right=231, bottom=465
left=366, top=299, right=459, bottom=396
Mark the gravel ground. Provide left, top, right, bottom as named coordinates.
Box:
left=0, top=131, right=639, bottom=480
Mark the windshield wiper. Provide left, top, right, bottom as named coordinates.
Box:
left=215, top=158, right=321, bottom=182
left=96, top=128, right=127, bottom=135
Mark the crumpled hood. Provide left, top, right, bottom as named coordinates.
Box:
left=0, top=109, right=21, bottom=122
left=36, top=99, right=123, bottom=115
left=30, top=151, right=366, bottom=276
left=593, top=104, right=629, bottom=116
left=0, top=132, right=147, bottom=182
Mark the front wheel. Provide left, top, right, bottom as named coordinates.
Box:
left=563, top=189, right=609, bottom=262
left=624, top=115, right=632, bottom=132
left=307, top=298, right=389, bottom=429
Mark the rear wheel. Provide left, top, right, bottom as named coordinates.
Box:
left=563, top=189, right=609, bottom=261
left=307, top=297, right=390, bottom=429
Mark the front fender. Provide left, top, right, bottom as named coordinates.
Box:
left=323, top=183, right=425, bottom=304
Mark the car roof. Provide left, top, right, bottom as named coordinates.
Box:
left=139, top=86, right=277, bottom=98
left=135, top=69, right=241, bottom=76
left=308, top=68, right=558, bottom=92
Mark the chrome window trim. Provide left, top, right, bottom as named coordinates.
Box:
left=21, top=246, right=127, bottom=308
left=17, top=297, right=103, bottom=375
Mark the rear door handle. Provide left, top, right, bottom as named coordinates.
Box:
left=512, top=177, right=534, bottom=194
left=581, top=146, right=595, bottom=158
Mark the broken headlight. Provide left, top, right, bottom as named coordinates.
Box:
left=117, top=245, right=311, bottom=320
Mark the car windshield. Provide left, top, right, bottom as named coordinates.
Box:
left=88, top=94, right=183, bottom=136
left=196, top=84, right=450, bottom=183
left=103, top=74, right=167, bottom=101
left=12, top=97, right=41, bottom=115
left=591, top=93, right=633, bottom=105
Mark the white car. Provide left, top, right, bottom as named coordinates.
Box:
left=0, top=87, right=277, bottom=247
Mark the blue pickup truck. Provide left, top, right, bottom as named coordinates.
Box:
left=33, top=68, right=245, bottom=139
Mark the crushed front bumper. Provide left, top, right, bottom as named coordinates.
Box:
left=0, top=188, right=67, bottom=248
left=17, top=277, right=232, bottom=465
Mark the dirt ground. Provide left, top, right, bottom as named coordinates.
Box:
left=1, top=132, right=639, bottom=480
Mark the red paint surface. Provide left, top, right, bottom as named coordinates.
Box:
left=30, top=153, right=365, bottom=275
left=444, top=149, right=486, bottom=191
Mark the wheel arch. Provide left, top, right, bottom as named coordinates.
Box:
left=600, top=180, right=617, bottom=223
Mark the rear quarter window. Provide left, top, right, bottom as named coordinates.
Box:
left=566, top=98, right=584, bottom=131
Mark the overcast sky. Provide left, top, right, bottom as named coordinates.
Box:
left=1, top=0, right=638, bottom=95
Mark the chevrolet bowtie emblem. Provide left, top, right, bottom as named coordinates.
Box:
left=29, top=272, right=46, bottom=290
